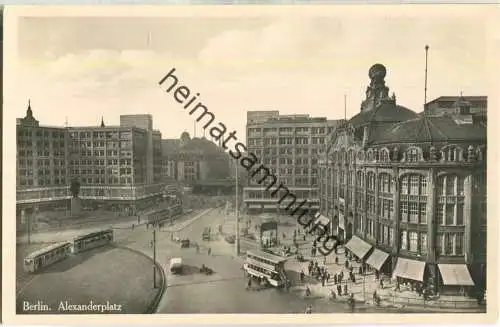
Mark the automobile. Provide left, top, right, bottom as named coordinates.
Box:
left=180, top=239, right=190, bottom=248
left=169, top=257, right=183, bottom=274
left=202, top=227, right=211, bottom=241
left=224, top=235, right=235, bottom=244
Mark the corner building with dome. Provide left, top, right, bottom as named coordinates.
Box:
left=319, top=63, right=487, bottom=297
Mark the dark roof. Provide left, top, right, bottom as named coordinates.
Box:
left=374, top=115, right=487, bottom=145
left=161, top=137, right=224, bottom=156
left=349, top=102, right=419, bottom=127
left=161, top=139, right=180, bottom=155
left=426, top=96, right=487, bottom=105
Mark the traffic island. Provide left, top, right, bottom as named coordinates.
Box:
left=16, top=245, right=163, bottom=314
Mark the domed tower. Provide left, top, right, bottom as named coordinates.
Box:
left=360, top=64, right=393, bottom=112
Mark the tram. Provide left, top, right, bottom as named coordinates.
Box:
left=23, top=242, right=72, bottom=273
left=71, top=229, right=114, bottom=254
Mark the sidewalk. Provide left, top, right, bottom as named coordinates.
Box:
left=286, top=245, right=485, bottom=313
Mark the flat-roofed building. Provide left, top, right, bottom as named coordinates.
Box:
left=244, top=110, right=343, bottom=213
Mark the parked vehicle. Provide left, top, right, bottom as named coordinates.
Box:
left=225, top=235, right=235, bottom=244
left=180, top=239, right=190, bottom=248
left=170, top=258, right=183, bottom=274
left=202, top=227, right=211, bottom=241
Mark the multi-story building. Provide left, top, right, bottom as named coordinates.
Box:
left=16, top=105, right=166, bottom=223
left=161, top=132, right=234, bottom=194
left=319, top=63, right=487, bottom=297
left=424, top=95, right=487, bottom=117
left=17, top=102, right=70, bottom=227
left=244, top=111, right=342, bottom=213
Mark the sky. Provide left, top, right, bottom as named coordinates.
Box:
left=5, top=6, right=494, bottom=143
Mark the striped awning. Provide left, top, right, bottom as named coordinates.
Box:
left=344, top=236, right=372, bottom=260
left=365, top=248, right=390, bottom=271
left=392, top=258, right=426, bottom=282
left=438, top=264, right=475, bottom=286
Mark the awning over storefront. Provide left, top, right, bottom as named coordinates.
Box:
left=392, top=258, right=426, bottom=282
left=365, top=248, right=390, bottom=271
left=344, top=236, right=372, bottom=260
left=248, top=204, right=261, bottom=209
left=438, top=264, right=475, bottom=286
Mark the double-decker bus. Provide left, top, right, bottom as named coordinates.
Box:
left=71, top=229, right=114, bottom=254
left=23, top=242, right=72, bottom=273
left=243, top=250, right=288, bottom=288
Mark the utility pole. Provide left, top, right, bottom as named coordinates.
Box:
left=362, top=265, right=366, bottom=300
left=27, top=209, right=31, bottom=244
left=153, top=229, right=157, bottom=288
left=424, top=45, right=429, bottom=111
left=235, top=163, right=240, bottom=256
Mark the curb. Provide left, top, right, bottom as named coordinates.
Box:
left=113, top=244, right=166, bottom=314
left=165, top=208, right=214, bottom=233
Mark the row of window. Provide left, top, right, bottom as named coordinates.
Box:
left=18, top=178, right=67, bottom=186
left=18, top=150, right=66, bottom=157
left=17, top=140, right=66, bottom=148
left=247, top=126, right=327, bottom=135
left=18, top=129, right=66, bottom=139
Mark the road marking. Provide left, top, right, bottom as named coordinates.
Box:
left=16, top=274, right=39, bottom=298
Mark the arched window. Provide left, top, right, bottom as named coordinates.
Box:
left=405, top=146, right=422, bottom=162
left=356, top=171, right=364, bottom=188
left=348, top=149, right=355, bottom=162
left=379, top=148, right=390, bottom=162
left=366, top=171, right=376, bottom=191
left=366, top=149, right=374, bottom=162
left=357, top=150, right=364, bottom=161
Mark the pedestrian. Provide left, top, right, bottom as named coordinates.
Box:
left=326, top=272, right=330, bottom=283
left=300, top=270, right=305, bottom=282
left=333, top=274, right=337, bottom=285
left=305, top=286, right=311, bottom=297
left=352, top=275, right=356, bottom=283
left=345, top=260, right=349, bottom=269
left=323, top=256, right=327, bottom=265
left=303, top=235, right=306, bottom=241
left=208, top=247, right=212, bottom=255
left=358, top=266, right=363, bottom=275
left=305, top=305, right=312, bottom=314
left=337, top=284, right=342, bottom=296
left=380, top=278, right=384, bottom=289
left=344, top=283, right=348, bottom=295
left=330, top=289, right=337, bottom=300
left=340, top=271, right=344, bottom=281
left=321, top=277, right=325, bottom=287
left=335, top=256, right=339, bottom=264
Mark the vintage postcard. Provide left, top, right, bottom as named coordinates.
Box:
left=2, top=4, right=499, bottom=325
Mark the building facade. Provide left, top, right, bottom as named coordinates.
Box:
left=17, top=102, right=70, bottom=218
left=161, top=132, right=236, bottom=194
left=16, top=106, right=166, bottom=223
left=319, top=63, right=487, bottom=296
left=425, top=95, right=487, bottom=117
left=244, top=110, right=342, bottom=213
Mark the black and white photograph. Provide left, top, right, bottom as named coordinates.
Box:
left=2, top=4, right=496, bottom=323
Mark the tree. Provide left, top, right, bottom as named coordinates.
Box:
left=70, top=179, right=80, bottom=198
